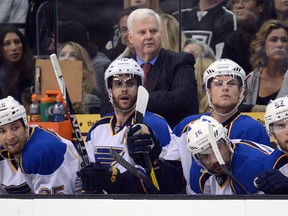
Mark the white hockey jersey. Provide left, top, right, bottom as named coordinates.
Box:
left=85, top=111, right=172, bottom=173
left=0, top=126, right=82, bottom=194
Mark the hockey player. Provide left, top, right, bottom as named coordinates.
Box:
left=173, top=58, right=271, bottom=146
left=254, top=97, right=288, bottom=194
left=0, top=96, right=81, bottom=194
left=184, top=115, right=272, bottom=194
left=77, top=58, right=185, bottom=194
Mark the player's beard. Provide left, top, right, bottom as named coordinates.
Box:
left=113, top=94, right=137, bottom=112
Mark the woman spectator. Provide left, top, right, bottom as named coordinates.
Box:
left=0, top=25, right=35, bottom=112
left=262, top=0, right=288, bottom=23
left=245, top=19, right=288, bottom=106
left=58, top=41, right=100, bottom=114
left=161, top=13, right=186, bottom=52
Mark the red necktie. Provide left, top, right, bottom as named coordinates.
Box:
left=141, top=63, right=152, bottom=87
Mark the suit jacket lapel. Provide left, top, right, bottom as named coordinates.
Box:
left=130, top=49, right=164, bottom=91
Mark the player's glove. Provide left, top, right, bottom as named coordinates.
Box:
left=77, top=163, right=123, bottom=194
left=254, top=169, right=288, bottom=194
left=127, top=123, right=162, bottom=168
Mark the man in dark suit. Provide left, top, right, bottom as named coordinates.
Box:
left=100, top=8, right=198, bottom=128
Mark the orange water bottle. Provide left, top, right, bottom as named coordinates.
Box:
left=30, top=94, right=41, bottom=122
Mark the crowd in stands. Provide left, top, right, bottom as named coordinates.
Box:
left=0, top=0, right=287, bottom=196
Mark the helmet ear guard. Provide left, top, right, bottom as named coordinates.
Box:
left=0, top=96, right=28, bottom=127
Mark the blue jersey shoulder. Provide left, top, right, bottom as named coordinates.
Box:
left=172, top=113, right=209, bottom=137
left=231, top=141, right=270, bottom=193
left=229, top=115, right=270, bottom=146
left=143, top=111, right=171, bottom=146
left=21, top=127, right=67, bottom=175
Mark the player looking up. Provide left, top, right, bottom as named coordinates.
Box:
left=77, top=58, right=185, bottom=194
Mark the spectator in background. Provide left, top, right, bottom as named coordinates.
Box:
left=123, top=0, right=161, bottom=13
left=0, top=25, right=35, bottom=113
left=245, top=19, right=288, bottom=106
left=160, top=13, right=186, bottom=52
left=183, top=38, right=216, bottom=113
left=100, top=8, right=198, bottom=128
left=183, top=38, right=215, bottom=59
left=49, top=21, right=111, bottom=101
left=104, top=6, right=140, bottom=60
left=222, top=0, right=265, bottom=74
left=262, top=0, right=288, bottom=23
left=173, top=0, right=237, bottom=59
left=58, top=41, right=100, bottom=114
left=0, top=0, right=29, bottom=34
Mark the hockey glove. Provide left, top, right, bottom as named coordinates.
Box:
left=254, top=169, right=288, bottom=194
left=77, top=163, right=123, bottom=194
left=127, top=123, right=162, bottom=168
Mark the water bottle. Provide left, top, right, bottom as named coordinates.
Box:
left=40, top=94, right=54, bottom=122
left=52, top=94, right=66, bottom=122
left=30, top=94, right=41, bottom=122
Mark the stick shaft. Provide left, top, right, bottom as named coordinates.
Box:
left=50, top=54, right=90, bottom=167
left=135, top=86, right=160, bottom=191
left=110, top=149, right=159, bottom=193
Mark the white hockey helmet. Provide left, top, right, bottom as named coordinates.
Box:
left=264, top=97, right=288, bottom=134
left=203, top=58, right=246, bottom=90
left=0, top=96, right=28, bottom=127
left=104, top=58, right=144, bottom=90
left=186, top=115, right=229, bottom=156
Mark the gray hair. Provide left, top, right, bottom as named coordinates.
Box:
left=184, top=38, right=216, bottom=60
left=127, top=8, right=161, bottom=33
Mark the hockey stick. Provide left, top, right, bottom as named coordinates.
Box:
left=207, top=124, right=249, bottom=194
left=110, top=148, right=159, bottom=194
left=134, top=86, right=160, bottom=191
left=50, top=54, right=90, bottom=168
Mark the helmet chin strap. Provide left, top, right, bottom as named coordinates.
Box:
left=112, top=102, right=136, bottom=113
left=207, top=89, right=245, bottom=117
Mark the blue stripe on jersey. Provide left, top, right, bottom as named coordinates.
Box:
left=20, top=127, right=67, bottom=175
